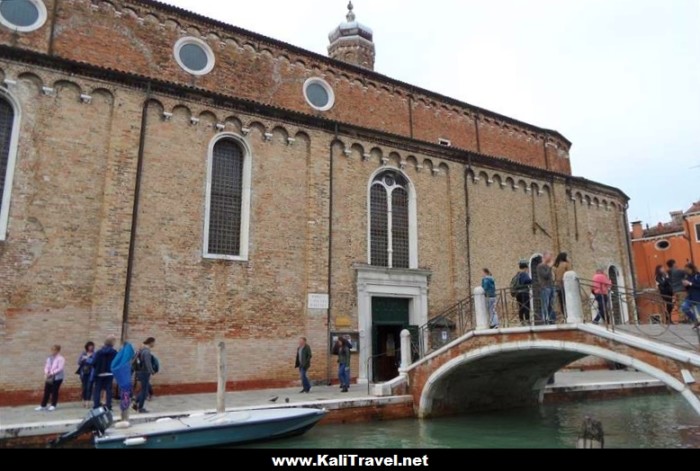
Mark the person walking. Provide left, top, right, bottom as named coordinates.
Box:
left=537, top=252, right=556, bottom=324
left=482, top=269, right=499, bottom=329
left=553, top=253, right=572, bottom=317
left=334, top=336, right=351, bottom=393
left=35, top=345, right=65, bottom=412
left=91, top=335, right=118, bottom=411
left=512, top=262, right=533, bottom=325
left=76, top=341, right=95, bottom=408
left=295, top=337, right=312, bottom=393
left=655, top=265, right=674, bottom=324
left=592, top=268, right=612, bottom=325
left=681, top=263, right=700, bottom=330
left=134, top=337, right=156, bottom=413
left=668, top=260, right=688, bottom=322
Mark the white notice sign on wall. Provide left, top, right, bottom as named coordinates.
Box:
left=308, top=294, right=330, bottom=310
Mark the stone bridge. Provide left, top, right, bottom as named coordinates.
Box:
left=375, top=274, right=700, bottom=418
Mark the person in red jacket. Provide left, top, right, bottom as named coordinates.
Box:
left=592, top=269, right=612, bottom=325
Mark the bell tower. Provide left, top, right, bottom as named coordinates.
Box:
left=328, top=2, right=376, bottom=70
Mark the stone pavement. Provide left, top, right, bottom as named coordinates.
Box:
left=0, top=370, right=661, bottom=440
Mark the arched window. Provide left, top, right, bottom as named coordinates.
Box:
left=0, top=94, right=19, bottom=241
left=369, top=170, right=413, bottom=269
left=203, top=135, right=252, bottom=260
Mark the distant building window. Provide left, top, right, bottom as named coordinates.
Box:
left=303, top=78, right=335, bottom=111
left=0, top=93, right=19, bottom=241
left=696, top=223, right=700, bottom=243
left=369, top=170, right=412, bottom=269
left=174, top=37, right=215, bottom=76
left=655, top=240, right=670, bottom=251
left=204, top=135, right=252, bottom=260
left=0, top=0, right=47, bottom=32
left=438, top=138, right=452, bottom=147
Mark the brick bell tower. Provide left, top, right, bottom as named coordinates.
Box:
left=328, top=2, right=376, bottom=70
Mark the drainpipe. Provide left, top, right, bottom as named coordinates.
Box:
left=464, top=156, right=473, bottom=293
left=121, top=85, right=153, bottom=342
left=47, top=0, right=60, bottom=55
left=408, top=96, right=414, bottom=139
left=326, top=125, right=338, bottom=385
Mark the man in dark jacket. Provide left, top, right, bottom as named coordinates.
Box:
left=335, top=337, right=351, bottom=393
left=91, top=335, right=118, bottom=410
left=135, top=337, right=156, bottom=413
left=537, top=252, right=556, bottom=324
left=668, top=260, right=688, bottom=321
left=514, top=262, right=533, bottom=325
left=295, top=337, right=312, bottom=393
left=681, top=263, right=700, bottom=329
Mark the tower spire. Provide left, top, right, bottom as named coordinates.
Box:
left=328, top=1, right=376, bottom=70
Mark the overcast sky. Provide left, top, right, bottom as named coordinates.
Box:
left=163, top=0, right=700, bottom=225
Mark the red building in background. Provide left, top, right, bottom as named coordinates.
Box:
left=631, top=201, right=700, bottom=290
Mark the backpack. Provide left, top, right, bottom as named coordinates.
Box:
left=134, top=349, right=159, bottom=373
left=510, top=273, right=521, bottom=298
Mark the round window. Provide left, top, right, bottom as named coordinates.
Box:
left=655, top=240, right=670, bottom=251
left=173, top=37, right=215, bottom=76
left=303, top=78, right=335, bottom=111
left=0, top=0, right=47, bottom=32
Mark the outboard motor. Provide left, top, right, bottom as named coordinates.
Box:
left=49, top=407, right=113, bottom=448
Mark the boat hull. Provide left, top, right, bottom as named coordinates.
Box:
left=94, top=408, right=326, bottom=449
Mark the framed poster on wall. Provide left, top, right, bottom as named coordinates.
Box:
left=330, top=332, right=359, bottom=353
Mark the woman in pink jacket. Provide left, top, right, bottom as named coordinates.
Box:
left=35, top=345, right=66, bottom=412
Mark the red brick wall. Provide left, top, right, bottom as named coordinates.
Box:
left=0, top=0, right=572, bottom=174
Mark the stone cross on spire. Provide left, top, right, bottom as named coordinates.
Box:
left=346, top=2, right=356, bottom=22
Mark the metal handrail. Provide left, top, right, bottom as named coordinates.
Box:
left=365, top=349, right=402, bottom=395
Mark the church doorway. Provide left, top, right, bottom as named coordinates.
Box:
left=371, top=297, right=410, bottom=382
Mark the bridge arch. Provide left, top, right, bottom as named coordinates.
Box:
left=418, top=339, right=700, bottom=418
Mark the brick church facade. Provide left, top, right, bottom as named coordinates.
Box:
left=0, top=0, right=633, bottom=403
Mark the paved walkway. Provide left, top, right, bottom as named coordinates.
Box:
left=0, top=383, right=371, bottom=429
left=0, top=370, right=661, bottom=440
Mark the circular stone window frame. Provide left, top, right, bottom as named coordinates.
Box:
left=0, top=0, right=48, bottom=33
left=173, top=36, right=216, bottom=76
left=303, top=77, right=335, bottom=112
left=655, top=240, right=671, bottom=251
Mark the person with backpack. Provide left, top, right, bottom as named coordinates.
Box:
left=510, top=262, right=533, bottom=325
left=134, top=337, right=157, bottom=413
left=333, top=336, right=352, bottom=393
left=482, top=269, right=499, bottom=329
left=681, top=263, right=700, bottom=330
left=655, top=265, right=674, bottom=324
left=668, top=260, right=689, bottom=322
left=76, top=341, right=95, bottom=408
left=91, top=335, right=118, bottom=411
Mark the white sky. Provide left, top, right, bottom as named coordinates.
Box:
left=162, top=0, right=700, bottom=225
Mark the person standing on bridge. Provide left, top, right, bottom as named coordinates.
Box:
left=512, top=262, right=533, bottom=325
left=592, top=269, right=612, bottom=325
left=681, top=263, right=700, bottom=330
left=554, top=253, right=572, bottom=317
left=668, top=260, right=689, bottom=323
left=482, top=269, right=499, bottom=329
left=655, top=265, right=675, bottom=325
left=537, top=252, right=556, bottom=325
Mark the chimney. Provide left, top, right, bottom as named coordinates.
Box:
left=631, top=221, right=643, bottom=239
left=670, top=211, right=683, bottom=226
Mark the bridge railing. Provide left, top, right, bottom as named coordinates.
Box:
left=493, top=287, right=569, bottom=327
left=415, top=296, right=474, bottom=358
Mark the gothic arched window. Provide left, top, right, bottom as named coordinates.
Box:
left=369, top=170, right=412, bottom=269
left=204, top=135, right=252, bottom=260
left=0, top=94, right=19, bottom=241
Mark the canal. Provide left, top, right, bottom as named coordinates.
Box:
left=250, top=395, right=700, bottom=449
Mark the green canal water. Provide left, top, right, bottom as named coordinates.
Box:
left=250, top=395, right=700, bottom=449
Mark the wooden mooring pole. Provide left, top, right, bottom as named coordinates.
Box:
left=577, top=417, right=604, bottom=449
left=217, top=341, right=226, bottom=414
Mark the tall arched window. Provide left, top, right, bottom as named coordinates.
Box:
left=203, top=134, right=252, bottom=260
left=0, top=94, right=19, bottom=241
left=369, top=170, right=413, bottom=269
